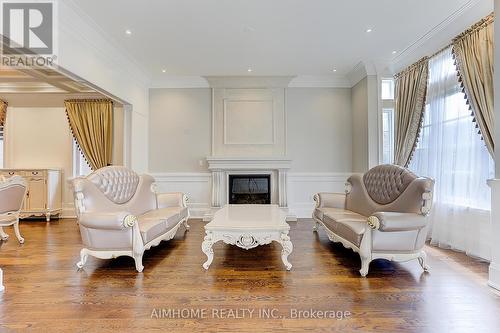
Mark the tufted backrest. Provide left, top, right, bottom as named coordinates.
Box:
left=87, top=166, right=140, bottom=204
left=346, top=165, right=434, bottom=217
left=72, top=166, right=157, bottom=217
left=362, top=164, right=417, bottom=205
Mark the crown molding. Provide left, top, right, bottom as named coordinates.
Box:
left=346, top=62, right=368, bottom=87
left=288, top=75, right=351, bottom=88
left=150, top=76, right=210, bottom=88
left=150, top=75, right=354, bottom=89
left=390, top=0, right=486, bottom=73
left=204, top=76, right=295, bottom=88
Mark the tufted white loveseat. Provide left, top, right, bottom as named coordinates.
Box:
left=313, top=164, right=434, bottom=276
left=72, top=166, right=189, bottom=272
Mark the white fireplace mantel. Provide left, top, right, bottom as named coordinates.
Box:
left=206, top=156, right=292, bottom=170
left=204, top=77, right=295, bottom=222
left=205, top=156, right=295, bottom=222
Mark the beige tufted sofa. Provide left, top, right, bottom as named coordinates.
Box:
left=72, top=166, right=189, bottom=272
left=313, top=164, right=434, bottom=276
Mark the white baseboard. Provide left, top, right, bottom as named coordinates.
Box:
left=61, top=203, right=76, bottom=219
left=151, top=172, right=212, bottom=218
left=187, top=203, right=211, bottom=219
left=488, top=263, right=500, bottom=291
left=288, top=172, right=349, bottom=218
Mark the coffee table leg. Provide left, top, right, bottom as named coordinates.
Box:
left=202, top=232, right=214, bottom=270
left=280, top=233, right=293, bottom=270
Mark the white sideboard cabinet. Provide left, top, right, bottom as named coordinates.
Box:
left=0, top=169, right=62, bottom=221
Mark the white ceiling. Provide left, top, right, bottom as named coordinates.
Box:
left=74, top=0, right=492, bottom=84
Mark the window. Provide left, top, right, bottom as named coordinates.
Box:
left=409, top=46, right=493, bottom=259
left=382, top=109, right=394, bottom=164
left=0, top=125, right=3, bottom=168
left=381, top=78, right=395, bottom=164
left=72, top=140, right=92, bottom=177
left=410, top=48, right=493, bottom=210
left=381, top=79, right=395, bottom=100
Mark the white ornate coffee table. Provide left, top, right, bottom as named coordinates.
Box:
left=202, top=204, right=293, bottom=270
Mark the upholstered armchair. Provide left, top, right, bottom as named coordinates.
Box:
left=313, top=164, right=434, bottom=276
left=0, top=175, right=27, bottom=244
left=72, top=166, right=189, bottom=272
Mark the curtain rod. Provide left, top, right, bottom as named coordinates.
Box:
left=396, top=12, right=493, bottom=78
left=428, top=42, right=453, bottom=59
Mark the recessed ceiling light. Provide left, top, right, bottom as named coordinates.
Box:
left=392, top=50, right=397, bottom=54
left=366, top=28, right=373, bottom=33
left=247, top=68, right=253, bottom=73
left=125, top=29, right=132, bottom=35
left=332, top=69, right=337, bottom=72
left=162, top=69, right=166, bottom=73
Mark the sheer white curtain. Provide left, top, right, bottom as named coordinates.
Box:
left=410, top=46, right=493, bottom=260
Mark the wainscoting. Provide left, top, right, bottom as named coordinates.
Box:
left=151, top=172, right=350, bottom=219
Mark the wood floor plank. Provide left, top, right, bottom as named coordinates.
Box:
left=0, top=218, right=499, bottom=332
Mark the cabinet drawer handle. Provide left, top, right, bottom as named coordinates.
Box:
left=8, top=172, right=14, bottom=175
left=32, top=171, right=38, bottom=175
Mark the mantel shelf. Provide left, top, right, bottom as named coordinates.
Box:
left=206, top=156, right=292, bottom=170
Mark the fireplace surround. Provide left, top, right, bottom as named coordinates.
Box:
left=205, top=156, right=295, bottom=221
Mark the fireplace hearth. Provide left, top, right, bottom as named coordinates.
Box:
left=228, top=174, right=271, bottom=204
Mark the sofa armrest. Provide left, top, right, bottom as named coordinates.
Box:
left=313, top=192, right=346, bottom=209
left=156, top=192, right=188, bottom=209
left=367, top=212, right=427, bottom=232
left=79, top=211, right=136, bottom=230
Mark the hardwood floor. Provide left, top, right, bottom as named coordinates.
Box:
left=1, top=218, right=499, bottom=332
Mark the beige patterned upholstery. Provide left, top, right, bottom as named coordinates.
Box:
left=72, top=166, right=190, bottom=272
left=313, top=164, right=434, bottom=277
left=0, top=175, right=27, bottom=244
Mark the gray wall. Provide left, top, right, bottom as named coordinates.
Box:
left=286, top=88, right=352, bottom=172
left=149, top=88, right=212, bottom=172
left=351, top=78, right=369, bottom=173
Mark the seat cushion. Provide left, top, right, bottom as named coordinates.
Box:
left=322, top=210, right=367, bottom=247
left=137, top=207, right=186, bottom=243
left=314, top=207, right=351, bottom=221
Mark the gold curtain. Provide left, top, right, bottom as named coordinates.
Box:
left=453, top=13, right=494, bottom=156
left=0, top=99, right=7, bottom=127
left=393, top=57, right=429, bottom=167
left=65, top=99, right=113, bottom=170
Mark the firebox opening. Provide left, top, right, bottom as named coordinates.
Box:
left=228, top=174, right=271, bottom=204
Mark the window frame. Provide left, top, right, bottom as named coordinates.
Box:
left=0, top=125, right=4, bottom=169
left=379, top=77, right=395, bottom=164
left=72, top=140, right=92, bottom=177
left=381, top=79, right=395, bottom=100
left=382, top=108, right=395, bottom=164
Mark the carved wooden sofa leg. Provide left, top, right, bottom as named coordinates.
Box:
left=76, top=248, right=89, bottom=269
left=312, top=220, right=320, bottom=233
left=360, top=257, right=371, bottom=277
left=13, top=220, right=24, bottom=244
left=133, top=254, right=144, bottom=273
left=183, top=218, right=190, bottom=230
left=418, top=251, right=430, bottom=272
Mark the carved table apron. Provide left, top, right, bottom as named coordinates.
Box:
left=201, top=205, right=293, bottom=270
